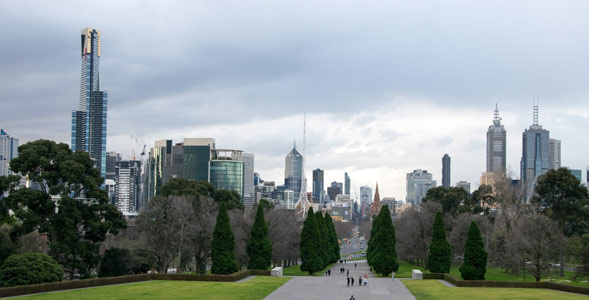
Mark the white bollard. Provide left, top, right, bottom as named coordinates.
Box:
left=271, top=267, right=283, bottom=277
left=411, top=269, right=423, bottom=280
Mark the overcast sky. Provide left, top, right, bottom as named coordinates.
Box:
left=1, top=0, right=588, bottom=200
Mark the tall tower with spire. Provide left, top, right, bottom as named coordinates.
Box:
left=370, top=183, right=381, bottom=219
left=486, top=104, right=506, bottom=173
left=520, top=104, right=550, bottom=202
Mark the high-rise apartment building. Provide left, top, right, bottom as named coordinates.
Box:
left=105, top=152, right=121, bottom=180
left=442, top=154, right=451, bottom=188
left=0, top=129, right=18, bottom=176
left=487, top=104, right=507, bottom=173
left=327, top=181, right=343, bottom=201
left=71, top=27, right=108, bottom=178
left=406, top=169, right=436, bottom=207
left=455, top=181, right=471, bottom=194
left=285, top=145, right=303, bottom=203
left=242, top=153, right=254, bottom=197
left=145, top=140, right=184, bottom=200
left=549, top=138, right=561, bottom=170
left=312, top=169, right=324, bottom=204
left=521, top=106, right=550, bottom=201
left=114, top=160, right=142, bottom=216
left=344, top=172, right=351, bottom=195
left=210, top=149, right=244, bottom=199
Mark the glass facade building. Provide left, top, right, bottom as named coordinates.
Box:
left=442, top=154, right=451, bottom=188
left=487, top=105, right=507, bottom=173
left=520, top=106, right=550, bottom=201
left=183, top=138, right=215, bottom=182
left=344, top=172, right=350, bottom=195
left=312, top=169, right=324, bottom=204
left=71, top=27, right=107, bottom=178
left=285, top=146, right=303, bottom=203
left=210, top=149, right=244, bottom=199
left=0, top=129, right=18, bottom=176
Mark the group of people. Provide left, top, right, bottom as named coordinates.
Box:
left=346, top=274, right=368, bottom=287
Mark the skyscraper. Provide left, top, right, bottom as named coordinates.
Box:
left=0, top=129, right=18, bottom=176
left=549, top=138, right=561, bottom=170
left=521, top=105, right=550, bottom=201
left=210, top=149, right=244, bottom=199
left=285, top=145, right=303, bottom=203
left=71, top=27, right=108, bottom=178
left=344, top=172, right=351, bottom=195
left=487, top=104, right=507, bottom=173
left=114, top=160, right=142, bottom=216
left=406, top=169, right=436, bottom=207
left=145, top=140, right=184, bottom=200
left=360, top=185, right=373, bottom=219
left=442, top=154, right=451, bottom=188
left=183, top=138, right=215, bottom=182
left=312, top=169, right=324, bottom=204
left=242, top=153, right=255, bottom=197
left=455, top=181, right=471, bottom=194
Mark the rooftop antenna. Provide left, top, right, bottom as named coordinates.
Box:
left=493, top=103, right=501, bottom=125
left=295, top=112, right=311, bottom=219
left=533, top=95, right=539, bottom=126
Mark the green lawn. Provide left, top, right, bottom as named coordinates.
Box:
left=14, top=277, right=290, bottom=300
left=283, top=263, right=335, bottom=276
left=441, top=266, right=589, bottom=287
left=402, top=279, right=587, bottom=300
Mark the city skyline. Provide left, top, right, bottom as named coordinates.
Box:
left=1, top=1, right=589, bottom=199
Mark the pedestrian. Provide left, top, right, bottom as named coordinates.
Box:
left=347, top=269, right=349, bottom=276
left=350, top=295, right=355, bottom=300
left=328, top=269, right=331, bottom=276
left=359, top=276, right=362, bottom=286
left=364, top=277, right=367, bottom=286
left=364, top=273, right=367, bottom=279
left=351, top=277, right=354, bottom=286
left=347, top=277, right=350, bottom=287
left=355, top=263, right=357, bottom=269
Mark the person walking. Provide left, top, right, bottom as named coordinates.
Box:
left=359, top=276, right=362, bottom=287
left=350, top=295, right=355, bottom=300
left=347, top=277, right=350, bottom=287
left=354, top=263, right=357, bottom=269
left=328, top=269, right=331, bottom=276
left=351, top=277, right=354, bottom=286
left=347, top=269, right=349, bottom=276
left=364, top=277, right=367, bottom=286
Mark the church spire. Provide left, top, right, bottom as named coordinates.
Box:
left=374, top=182, right=380, bottom=203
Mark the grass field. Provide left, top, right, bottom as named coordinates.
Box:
left=282, top=263, right=335, bottom=276
left=14, top=277, right=290, bottom=300
left=402, top=279, right=587, bottom=300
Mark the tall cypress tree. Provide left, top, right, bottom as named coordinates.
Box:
left=300, top=207, right=324, bottom=274
left=325, top=213, right=340, bottom=263
left=371, top=205, right=399, bottom=275
left=427, top=211, right=451, bottom=273
left=247, top=204, right=272, bottom=270
left=211, top=203, right=238, bottom=274
left=315, top=211, right=329, bottom=267
left=366, top=211, right=381, bottom=266
left=459, top=221, right=487, bottom=280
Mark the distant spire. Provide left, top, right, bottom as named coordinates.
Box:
left=374, top=182, right=380, bottom=203
left=533, top=105, right=539, bottom=126
left=493, top=103, right=501, bottom=125
left=293, top=139, right=296, bottom=150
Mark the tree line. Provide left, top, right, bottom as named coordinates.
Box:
left=299, top=207, right=340, bottom=274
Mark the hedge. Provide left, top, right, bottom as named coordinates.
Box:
left=423, top=273, right=444, bottom=279
left=0, top=269, right=270, bottom=298
left=439, top=274, right=589, bottom=295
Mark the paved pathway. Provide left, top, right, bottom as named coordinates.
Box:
left=264, top=261, right=415, bottom=300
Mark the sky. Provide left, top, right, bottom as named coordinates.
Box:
left=1, top=0, right=588, bottom=200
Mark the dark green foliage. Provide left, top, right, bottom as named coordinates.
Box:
left=258, top=199, right=274, bottom=210
left=366, top=212, right=380, bottom=266
left=427, top=211, right=451, bottom=273
left=211, top=203, right=238, bottom=274
left=533, top=168, right=589, bottom=237
left=459, top=221, right=488, bottom=280
left=299, top=207, right=324, bottom=274
left=214, top=189, right=245, bottom=210
left=129, top=249, right=156, bottom=274
left=370, top=205, right=399, bottom=275
left=0, top=253, right=63, bottom=287
left=98, top=248, right=132, bottom=278
left=314, top=211, right=329, bottom=267
left=324, top=213, right=340, bottom=263
left=0, top=175, right=20, bottom=225
left=2, top=140, right=126, bottom=279
left=423, top=186, right=470, bottom=215
left=247, top=205, right=272, bottom=270
left=0, top=225, right=16, bottom=267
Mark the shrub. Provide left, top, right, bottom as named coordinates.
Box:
left=98, top=248, right=132, bottom=278
left=0, top=253, right=63, bottom=287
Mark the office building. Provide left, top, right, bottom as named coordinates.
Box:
left=312, top=169, right=324, bottom=204
left=210, top=149, right=244, bottom=199
left=183, top=138, right=215, bottom=183
left=406, top=169, right=436, bottom=207
left=520, top=106, right=550, bottom=201
left=344, top=172, right=351, bottom=195
left=487, top=104, right=507, bottom=173
left=456, top=181, right=471, bottom=194
left=549, top=138, right=561, bottom=170
left=105, top=152, right=121, bottom=180
left=442, top=154, right=451, bottom=188
left=242, top=153, right=254, bottom=197
left=71, top=27, right=108, bottom=178
left=145, top=140, right=184, bottom=200
left=285, top=145, right=303, bottom=203
left=0, top=129, right=18, bottom=176
left=381, top=197, right=397, bottom=216
left=568, top=168, right=582, bottom=182
left=115, top=160, right=142, bottom=216
left=360, top=185, right=372, bottom=218
left=254, top=172, right=262, bottom=186
left=327, top=181, right=342, bottom=201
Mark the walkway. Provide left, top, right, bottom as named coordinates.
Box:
left=264, top=261, right=415, bottom=300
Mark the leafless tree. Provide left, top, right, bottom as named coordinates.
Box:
left=266, top=209, right=300, bottom=267
left=515, top=214, right=565, bottom=282
left=17, top=230, right=49, bottom=254
left=446, top=213, right=490, bottom=265
left=358, top=220, right=372, bottom=240
left=333, top=221, right=353, bottom=240
left=394, top=201, right=441, bottom=267
left=185, top=195, right=217, bottom=274
left=229, top=208, right=254, bottom=269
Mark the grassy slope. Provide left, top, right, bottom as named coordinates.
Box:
left=402, top=280, right=587, bottom=300
left=14, top=277, right=290, bottom=300
left=443, top=266, right=589, bottom=287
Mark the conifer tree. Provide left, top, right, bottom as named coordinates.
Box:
left=211, top=203, right=238, bottom=274
left=366, top=211, right=380, bottom=266
left=459, top=221, right=487, bottom=280
left=427, top=211, right=451, bottom=273
left=324, top=213, right=340, bottom=263
left=315, top=211, right=329, bottom=267
left=371, top=205, right=399, bottom=275
left=300, top=207, right=324, bottom=274
left=247, top=204, right=272, bottom=270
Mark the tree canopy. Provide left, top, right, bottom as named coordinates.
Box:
left=247, top=205, right=272, bottom=270
left=370, top=205, right=399, bottom=276
left=211, top=202, right=238, bottom=274
left=427, top=211, right=451, bottom=273
left=459, top=221, right=487, bottom=280
left=299, top=207, right=324, bottom=274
